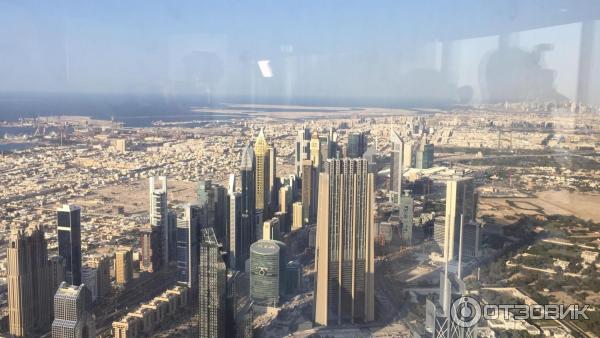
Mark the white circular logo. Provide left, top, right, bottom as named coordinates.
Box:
left=450, top=296, right=481, bottom=328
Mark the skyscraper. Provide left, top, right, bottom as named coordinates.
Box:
left=403, top=140, right=415, bottom=169
left=114, top=248, right=133, bottom=285
left=149, top=176, right=169, bottom=264
left=268, top=147, right=278, bottom=215
left=262, top=217, right=281, bottom=241
left=250, top=240, right=286, bottom=307
left=443, top=177, right=476, bottom=262
left=176, top=203, right=202, bottom=294
left=49, top=255, right=66, bottom=295
left=254, top=129, right=271, bottom=216
left=389, top=129, right=404, bottom=204
left=57, top=204, right=82, bottom=286
left=301, top=159, right=316, bottom=224
left=400, top=191, right=414, bottom=245
left=292, top=202, right=303, bottom=230
left=347, top=132, right=367, bottom=158
left=140, top=225, right=162, bottom=272
left=415, top=140, right=434, bottom=169
left=309, top=131, right=321, bottom=171
left=228, top=191, right=243, bottom=270
left=295, top=126, right=311, bottom=177
left=7, top=227, right=55, bottom=336
left=198, top=228, right=227, bottom=338
left=314, top=159, right=375, bottom=325
left=197, top=179, right=216, bottom=228
left=214, top=184, right=229, bottom=247
left=81, top=266, right=98, bottom=302
left=51, top=282, right=95, bottom=338
left=240, top=144, right=256, bottom=257
left=88, top=255, right=111, bottom=299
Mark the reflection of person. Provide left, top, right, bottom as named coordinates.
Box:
left=481, top=44, right=566, bottom=102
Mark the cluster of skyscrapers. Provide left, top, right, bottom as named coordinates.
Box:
left=3, top=122, right=486, bottom=337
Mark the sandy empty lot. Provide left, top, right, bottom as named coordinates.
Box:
left=72, top=178, right=198, bottom=216
left=480, top=190, right=600, bottom=224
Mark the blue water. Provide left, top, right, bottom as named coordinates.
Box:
left=0, top=142, right=36, bottom=151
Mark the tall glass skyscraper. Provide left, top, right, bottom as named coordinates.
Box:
left=389, top=129, right=404, bottom=204
left=314, top=159, right=375, bottom=325
left=176, top=203, right=202, bottom=295
left=149, top=176, right=169, bottom=264
left=250, top=240, right=286, bottom=307
left=57, top=204, right=82, bottom=286
left=198, top=228, right=227, bottom=338
left=240, top=144, right=256, bottom=263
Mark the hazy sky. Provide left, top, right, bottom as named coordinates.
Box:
left=1, top=1, right=599, bottom=103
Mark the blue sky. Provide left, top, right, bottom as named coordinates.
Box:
left=0, top=1, right=598, bottom=103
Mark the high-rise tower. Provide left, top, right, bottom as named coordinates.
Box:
left=57, top=204, right=82, bottom=286
left=176, top=203, right=202, bottom=295
left=314, top=159, right=375, bottom=325
left=51, top=282, right=95, bottom=338
left=198, top=228, right=227, bottom=338
left=443, top=177, right=477, bottom=262
left=228, top=192, right=242, bottom=270
left=254, top=129, right=271, bottom=216
left=240, top=144, right=256, bottom=265
left=7, top=227, right=55, bottom=336
left=389, top=129, right=404, bottom=204
left=149, top=176, right=169, bottom=264
left=295, top=126, right=311, bottom=177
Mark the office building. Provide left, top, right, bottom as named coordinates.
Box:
left=149, top=176, right=170, bottom=264
left=389, top=129, right=404, bottom=204
left=443, top=177, right=476, bottom=262
left=52, top=282, right=95, bottom=338
left=314, top=159, right=375, bottom=325
left=7, top=227, right=54, bottom=336
left=198, top=228, right=227, bottom=338
left=254, top=129, right=271, bottom=215
left=176, top=203, right=202, bottom=294
left=197, top=180, right=216, bottom=230
left=115, top=248, right=133, bottom=285
left=88, top=255, right=111, bottom=299
left=415, top=141, right=434, bottom=169
left=400, top=191, right=414, bottom=245
left=301, top=159, right=316, bottom=224
left=403, top=140, right=415, bottom=169
left=278, top=185, right=292, bottom=214
left=57, top=204, right=82, bottom=286
left=140, top=225, right=162, bottom=272
left=268, top=147, right=278, bottom=215
left=310, top=131, right=321, bottom=171
left=250, top=240, right=286, bottom=307
left=49, top=255, right=66, bottom=294
left=295, top=126, right=312, bottom=177
left=274, top=211, right=288, bottom=234
left=347, top=132, right=367, bottom=158
left=263, top=217, right=281, bottom=241
left=292, top=202, right=303, bottom=230
left=167, top=211, right=177, bottom=263
left=240, top=144, right=256, bottom=251
left=214, top=184, right=229, bottom=247
left=228, top=191, right=243, bottom=270
left=81, top=266, right=98, bottom=303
